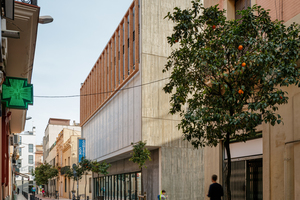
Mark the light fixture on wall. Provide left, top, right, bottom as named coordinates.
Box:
left=39, top=15, right=53, bottom=24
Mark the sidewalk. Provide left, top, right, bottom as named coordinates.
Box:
left=31, top=194, right=71, bottom=200
left=16, top=193, right=27, bottom=200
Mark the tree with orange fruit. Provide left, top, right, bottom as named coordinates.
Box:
left=163, top=1, right=300, bottom=199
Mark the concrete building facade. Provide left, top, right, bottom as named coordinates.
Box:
left=202, top=0, right=300, bottom=200
left=80, top=1, right=204, bottom=200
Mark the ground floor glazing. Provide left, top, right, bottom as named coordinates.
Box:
left=93, top=172, right=141, bottom=200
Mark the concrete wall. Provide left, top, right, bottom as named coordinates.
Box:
left=161, top=145, right=204, bottom=200
left=82, top=74, right=141, bottom=161
left=140, top=1, right=205, bottom=199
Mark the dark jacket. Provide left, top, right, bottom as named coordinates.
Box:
left=207, top=183, right=223, bottom=200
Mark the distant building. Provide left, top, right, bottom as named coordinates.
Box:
left=35, top=145, right=43, bottom=167
left=16, top=128, right=36, bottom=193
left=42, top=119, right=80, bottom=195
left=43, top=118, right=81, bottom=164
left=54, top=128, right=92, bottom=199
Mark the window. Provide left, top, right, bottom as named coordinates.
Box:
left=94, top=172, right=141, bottom=200
left=19, top=136, right=22, bottom=145
left=235, top=0, right=251, bottom=20
left=29, top=155, right=34, bottom=164
left=28, top=144, right=33, bottom=153
left=19, top=148, right=22, bottom=156
left=28, top=166, right=33, bottom=173
left=17, top=160, right=22, bottom=168
left=89, top=178, right=92, bottom=193
left=68, top=157, right=70, bottom=166
left=65, top=177, right=67, bottom=193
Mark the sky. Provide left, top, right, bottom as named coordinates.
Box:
left=24, top=0, right=133, bottom=144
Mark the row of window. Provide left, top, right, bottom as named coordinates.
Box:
left=17, top=159, right=34, bottom=172
left=18, top=144, right=34, bottom=155
left=17, top=155, right=34, bottom=166
left=94, top=172, right=141, bottom=200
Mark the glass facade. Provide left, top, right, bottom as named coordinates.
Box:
left=93, top=172, right=141, bottom=200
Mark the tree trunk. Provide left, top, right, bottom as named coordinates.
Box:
left=141, top=168, right=143, bottom=195
left=225, top=133, right=231, bottom=200
left=85, top=174, right=87, bottom=200
left=73, top=178, right=75, bottom=192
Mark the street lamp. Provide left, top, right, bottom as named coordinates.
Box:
left=38, top=15, right=53, bottom=24
left=26, top=117, right=32, bottom=120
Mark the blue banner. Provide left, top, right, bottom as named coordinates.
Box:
left=78, top=138, right=86, bottom=163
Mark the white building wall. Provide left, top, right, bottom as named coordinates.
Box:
left=82, top=73, right=142, bottom=161
left=16, top=129, right=36, bottom=193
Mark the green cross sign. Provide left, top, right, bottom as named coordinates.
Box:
left=1, top=77, right=33, bottom=109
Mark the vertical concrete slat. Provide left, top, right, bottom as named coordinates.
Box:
left=124, top=15, right=129, bottom=80
left=116, top=29, right=120, bottom=88
left=93, top=66, right=97, bottom=110
left=112, top=34, right=116, bottom=91
left=100, top=55, right=103, bottom=104
left=97, top=61, right=100, bottom=107
left=92, top=68, right=95, bottom=112
left=108, top=42, right=112, bottom=96
left=101, top=54, right=105, bottom=102
left=119, top=23, right=124, bottom=84
left=104, top=48, right=107, bottom=100
left=135, top=0, right=139, bottom=71
left=129, top=8, right=134, bottom=74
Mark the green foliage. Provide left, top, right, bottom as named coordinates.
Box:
left=163, top=1, right=300, bottom=147
left=91, top=161, right=111, bottom=176
left=33, top=162, right=58, bottom=186
left=129, top=141, right=152, bottom=169
left=79, top=158, right=93, bottom=174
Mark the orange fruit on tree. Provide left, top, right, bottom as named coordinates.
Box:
left=212, top=25, right=216, bottom=29
left=242, top=62, right=246, bottom=67
left=238, top=89, right=244, bottom=94
left=175, top=40, right=178, bottom=43
left=238, top=45, right=243, bottom=50
left=280, top=96, right=283, bottom=99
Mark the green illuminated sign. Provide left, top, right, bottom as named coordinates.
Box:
left=1, top=77, right=33, bottom=109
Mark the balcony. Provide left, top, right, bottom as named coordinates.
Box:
left=16, top=0, right=38, bottom=6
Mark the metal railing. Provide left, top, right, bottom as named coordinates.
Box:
left=16, top=0, right=38, bottom=6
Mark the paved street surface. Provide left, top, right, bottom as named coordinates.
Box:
left=16, top=194, right=27, bottom=200
left=16, top=193, right=71, bottom=200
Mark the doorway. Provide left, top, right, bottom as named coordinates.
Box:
left=224, top=157, right=263, bottom=200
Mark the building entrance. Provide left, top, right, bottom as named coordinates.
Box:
left=224, top=157, right=262, bottom=200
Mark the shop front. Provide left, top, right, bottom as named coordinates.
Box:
left=93, top=172, right=141, bottom=200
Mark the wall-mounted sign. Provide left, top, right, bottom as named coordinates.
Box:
left=1, top=77, right=33, bottom=109
left=78, top=138, right=86, bottom=163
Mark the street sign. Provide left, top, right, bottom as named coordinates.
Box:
left=78, top=138, right=86, bottom=163
left=1, top=77, right=33, bottom=109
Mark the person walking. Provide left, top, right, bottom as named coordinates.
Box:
left=207, top=174, right=223, bottom=200
left=157, top=190, right=168, bottom=200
